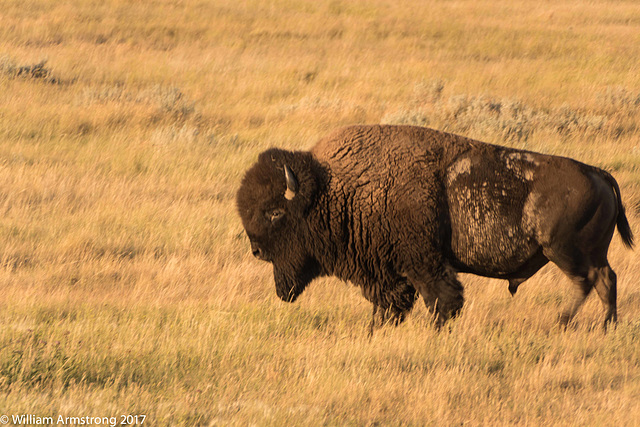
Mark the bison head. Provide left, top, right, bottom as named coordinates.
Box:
left=236, top=148, right=322, bottom=302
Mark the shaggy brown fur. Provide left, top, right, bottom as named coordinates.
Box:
left=236, top=125, right=634, bottom=331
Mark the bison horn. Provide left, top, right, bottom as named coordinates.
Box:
left=284, top=165, right=299, bottom=200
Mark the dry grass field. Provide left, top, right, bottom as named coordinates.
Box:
left=1, top=0, right=639, bottom=425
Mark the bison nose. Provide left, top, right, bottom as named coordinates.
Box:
left=250, top=242, right=265, bottom=260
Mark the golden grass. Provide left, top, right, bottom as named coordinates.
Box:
left=1, top=0, right=639, bottom=425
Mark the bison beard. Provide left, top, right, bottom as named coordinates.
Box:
left=237, top=125, right=634, bottom=333
left=273, top=255, right=321, bottom=303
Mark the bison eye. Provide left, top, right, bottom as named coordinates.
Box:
left=267, top=208, right=285, bottom=223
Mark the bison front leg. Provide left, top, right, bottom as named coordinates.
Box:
left=368, top=304, right=388, bottom=337
left=408, top=266, right=464, bottom=328
left=368, top=304, right=410, bottom=337
left=369, top=304, right=378, bottom=337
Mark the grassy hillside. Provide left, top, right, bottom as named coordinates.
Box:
left=1, top=0, right=639, bottom=424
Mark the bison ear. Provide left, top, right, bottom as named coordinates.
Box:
left=284, top=165, right=299, bottom=200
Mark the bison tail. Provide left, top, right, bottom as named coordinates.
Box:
left=601, top=169, right=634, bottom=249
left=617, top=203, right=635, bottom=249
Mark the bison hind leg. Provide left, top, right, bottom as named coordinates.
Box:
left=557, top=264, right=617, bottom=329
left=558, top=274, right=594, bottom=328
left=593, top=264, right=617, bottom=328
left=545, top=239, right=618, bottom=329
left=551, top=255, right=612, bottom=329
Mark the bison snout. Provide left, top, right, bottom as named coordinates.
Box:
left=250, top=242, right=268, bottom=261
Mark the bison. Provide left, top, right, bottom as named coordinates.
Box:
left=236, top=125, right=634, bottom=332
